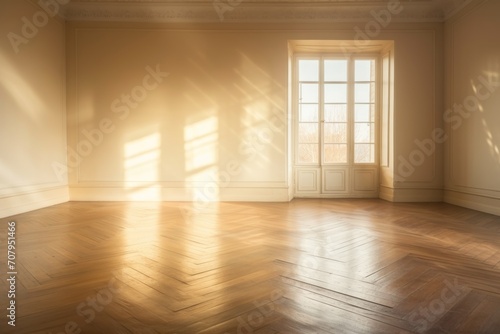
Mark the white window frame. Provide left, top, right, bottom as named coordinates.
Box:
left=293, top=53, right=380, bottom=168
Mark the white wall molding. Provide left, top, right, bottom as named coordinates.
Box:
left=379, top=185, right=395, bottom=202
left=443, top=0, right=487, bottom=21
left=380, top=185, right=443, bottom=202
left=445, top=189, right=500, bottom=216
left=69, top=185, right=291, bottom=202
left=0, top=186, right=69, bottom=219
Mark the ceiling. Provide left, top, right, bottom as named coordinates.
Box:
left=56, top=0, right=476, bottom=23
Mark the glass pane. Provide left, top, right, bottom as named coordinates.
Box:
left=298, top=144, right=319, bottom=163
left=355, top=123, right=372, bottom=143
left=298, top=123, right=318, bottom=143
left=355, top=104, right=370, bottom=122
left=355, top=144, right=375, bottom=163
left=299, top=59, right=319, bottom=82
left=300, top=83, right=319, bottom=103
left=355, top=60, right=374, bottom=82
left=325, top=104, right=347, bottom=122
left=324, top=123, right=347, bottom=143
left=325, top=84, right=347, bottom=103
left=324, top=60, right=348, bottom=82
left=324, top=144, right=347, bottom=163
left=299, top=104, right=319, bottom=122
left=355, top=83, right=371, bottom=103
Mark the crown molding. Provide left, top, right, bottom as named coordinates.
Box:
left=442, top=0, right=482, bottom=20
left=61, top=1, right=450, bottom=23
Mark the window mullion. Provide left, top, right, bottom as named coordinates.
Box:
left=348, top=57, right=355, bottom=165
left=319, top=56, right=324, bottom=167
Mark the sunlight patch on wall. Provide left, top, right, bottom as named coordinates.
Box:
left=124, top=132, right=161, bottom=200
left=184, top=115, right=218, bottom=172
left=482, top=119, right=500, bottom=165
left=0, top=52, right=43, bottom=121
left=184, top=113, right=219, bottom=201
left=472, top=65, right=500, bottom=165
left=233, top=53, right=286, bottom=174
left=483, top=59, right=500, bottom=87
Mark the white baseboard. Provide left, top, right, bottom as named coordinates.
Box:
left=379, top=185, right=395, bottom=202
left=444, top=189, right=500, bottom=216
left=69, top=185, right=291, bottom=202
left=3, top=185, right=498, bottom=218
left=379, top=186, right=443, bottom=202
left=0, top=185, right=69, bottom=219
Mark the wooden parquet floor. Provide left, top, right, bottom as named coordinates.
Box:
left=1, top=199, right=500, bottom=334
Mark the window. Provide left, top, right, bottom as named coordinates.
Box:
left=296, top=56, right=377, bottom=165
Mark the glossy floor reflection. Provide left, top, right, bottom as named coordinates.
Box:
left=1, top=199, right=500, bottom=333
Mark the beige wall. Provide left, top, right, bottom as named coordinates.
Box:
left=386, top=28, right=445, bottom=202
left=0, top=1, right=448, bottom=215
left=444, top=0, right=500, bottom=215
left=0, top=0, right=68, bottom=218
left=66, top=21, right=443, bottom=203
left=67, top=25, right=290, bottom=202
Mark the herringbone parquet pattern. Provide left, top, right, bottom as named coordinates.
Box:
left=1, top=199, right=500, bottom=333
